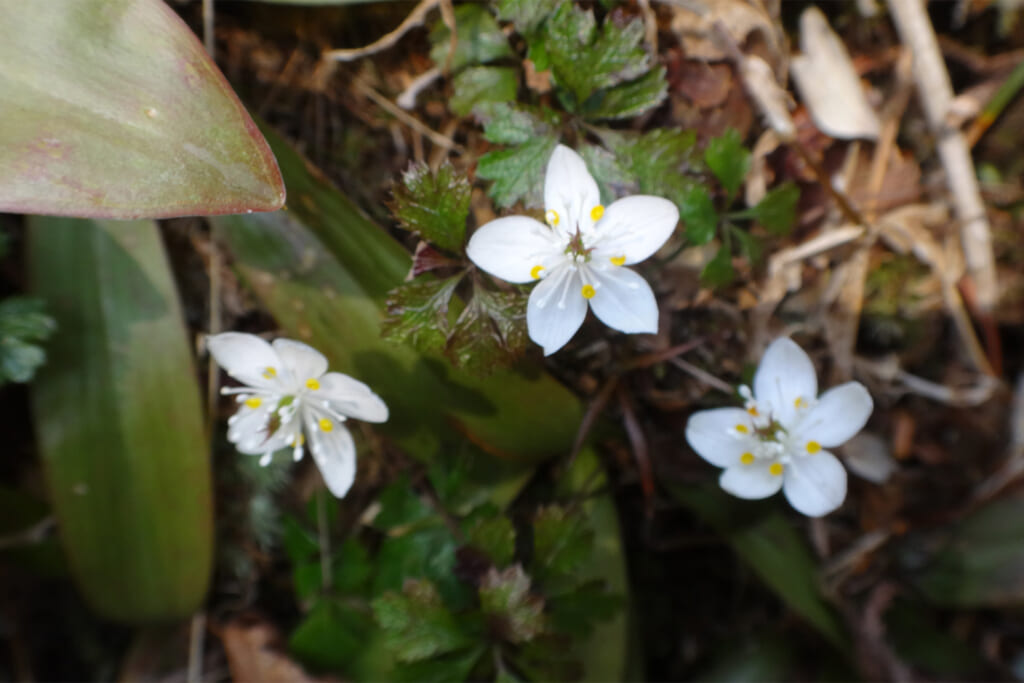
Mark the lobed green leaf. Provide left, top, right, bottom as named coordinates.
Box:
left=390, top=161, right=471, bottom=252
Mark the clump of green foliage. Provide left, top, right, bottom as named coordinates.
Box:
left=0, top=231, right=55, bottom=385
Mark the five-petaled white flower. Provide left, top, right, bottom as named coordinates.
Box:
left=466, top=145, right=679, bottom=355
left=208, top=332, right=388, bottom=498
left=685, top=337, right=873, bottom=517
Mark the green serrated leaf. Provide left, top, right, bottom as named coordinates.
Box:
left=751, top=182, right=799, bottom=235
left=373, top=476, right=433, bottom=531
left=701, top=243, right=735, bottom=288
left=544, top=5, right=650, bottom=108
left=680, top=185, right=718, bottom=245
left=445, top=288, right=527, bottom=375
left=334, top=538, right=373, bottom=595
left=532, top=506, right=593, bottom=581
left=583, top=67, right=668, bottom=120
left=282, top=514, right=319, bottom=564
left=451, top=66, right=519, bottom=118
left=477, top=136, right=558, bottom=208
left=290, top=599, right=373, bottom=671
left=390, top=162, right=471, bottom=252
left=0, top=297, right=55, bottom=384
left=705, top=128, right=750, bottom=196
left=430, top=4, right=512, bottom=71
left=0, top=0, right=284, bottom=218
left=731, top=225, right=763, bottom=264
left=603, top=128, right=699, bottom=210
left=579, top=143, right=632, bottom=203
left=382, top=275, right=463, bottom=353
left=373, top=579, right=475, bottom=662
left=496, top=0, right=560, bottom=35
left=479, top=566, right=545, bottom=644
left=373, top=526, right=469, bottom=609
left=393, top=647, right=487, bottom=683
left=546, top=579, right=621, bottom=638
left=476, top=102, right=561, bottom=145
left=465, top=514, right=516, bottom=567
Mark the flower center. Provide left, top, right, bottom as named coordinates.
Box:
left=565, top=227, right=593, bottom=262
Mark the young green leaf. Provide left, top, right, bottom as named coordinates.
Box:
left=0, top=297, right=55, bottom=384
left=445, top=288, right=528, bottom=375
left=430, top=4, right=512, bottom=71
left=373, top=476, right=434, bottom=531
left=496, top=0, right=560, bottom=35
left=290, top=600, right=374, bottom=671
left=751, top=182, right=800, bottom=235
left=476, top=103, right=560, bottom=146
left=373, top=579, right=475, bottom=662
left=451, top=67, right=519, bottom=118
left=579, top=144, right=632, bottom=203
left=531, top=506, right=593, bottom=581
left=603, top=128, right=699, bottom=210
left=381, top=275, right=463, bottom=353
left=390, top=162, right=471, bottom=252
left=464, top=515, right=516, bottom=568
left=701, top=243, right=735, bottom=288
left=543, top=4, right=650, bottom=109
left=546, top=579, right=621, bottom=638
left=479, top=566, right=546, bottom=644
left=679, top=185, right=718, bottom=245
left=583, top=67, right=668, bottom=121
left=705, top=128, right=751, bottom=196
left=477, top=137, right=559, bottom=208
left=731, top=225, right=764, bottom=264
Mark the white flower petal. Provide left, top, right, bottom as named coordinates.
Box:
left=526, top=265, right=587, bottom=355
left=720, top=461, right=784, bottom=499
left=466, top=216, right=560, bottom=284
left=783, top=450, right=847, bottom=517
left=304, top=409, right=357, bottom=498
left=207, top=332, right=284, bottom=390
left=592, top=195, right=678, bottom=264
left=753, top=337, right=818, bottom=427
left=317, top=372, right=389, bottom=423
left=273, top=338, right=328, bottom=384
left=587, top=266, right=658, bottom=334
left=544, top=145, right=601, bottom=234
left=685, top=407, right=759, bottom=467
left=228, top=401, right=297, bottom=455
left=791, top=382, right=873, bottom=447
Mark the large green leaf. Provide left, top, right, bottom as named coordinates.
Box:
left=0, top=0, right=284, bottom=218
left=212, top=125, right=583, bottom=462
left=671, top=485, right=848, bottom=650
left=27, top=217, right=213, bottom=622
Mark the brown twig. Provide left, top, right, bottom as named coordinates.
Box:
left=323, top=0, right=440, bottom=62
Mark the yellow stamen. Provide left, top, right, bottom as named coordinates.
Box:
left=581, top=284, right=596, bottom=299
left=244, top=397, right=262, bottom=409
left=610, top=255, right=626, bottom=266
left=262, top=366, right=277, bottom=379
left=769, top=463, right=784, bottom=476
left=545, top=209, right=559, bottom=227
left=530, top=264, right=544, bottom=280
left=306, top=378, right=320, bottom=390
left=806, top=441, right=821, bottom=454
left=747, top=406, right=759, bottom=417
left=318, top=418, right=333, bottom=432
left=740, top=452, right=755, bottom=465
left=794, top=396, right=807, bottom=408
left=735, top=424, right=749, bottom=434
left=590, top=205, right=605, bottom=222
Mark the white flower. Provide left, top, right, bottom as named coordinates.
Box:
left=685, top=337, right=873, bottom=517
left=466, top=144, right=679, bottom=355
left=207, top=332, right=388, bottom=498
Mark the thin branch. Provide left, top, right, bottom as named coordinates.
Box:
left=354, top=79, right=463, bottom=153
left=323, top=0, right=439, bottom=62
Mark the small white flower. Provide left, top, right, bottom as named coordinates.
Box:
left=207, top=332, right=388, bottom=498
left=466, top=145, right=679, bottom=355
left=685, top=337, right=873, bottom=517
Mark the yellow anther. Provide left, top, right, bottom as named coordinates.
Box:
left=590, top=205, right=605, bottom=222
left=740, top=452, right=755, bottom=465
left=545, top=209, right=559, bottom=227
left=806, top=441, right=821, bottom=454
left=306, top=378, right=320, bottom=391
left=297, top=433, right=305, bottom=446
left=318, top=418, right=333, bottom=432
left=747, top=406, right=759, bottom=417
left=769, top=463, right=784, bottom=476
left=262, top=366, right=277, bottom=379
left=610, top=255, right=626, bottom=266
left=735, top=424, right=749, bottom=434
left=581, top=284, right=596, bottom=299
left=794, top=396, right=807, bottom=409
left=530, top=264, right=544, bottom=280
left=244, top=397, right=262, bottom=409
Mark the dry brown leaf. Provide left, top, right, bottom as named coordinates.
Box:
left=219, top=618, right=334, bottom=683
left=668, top=0, right=784, bottom=72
